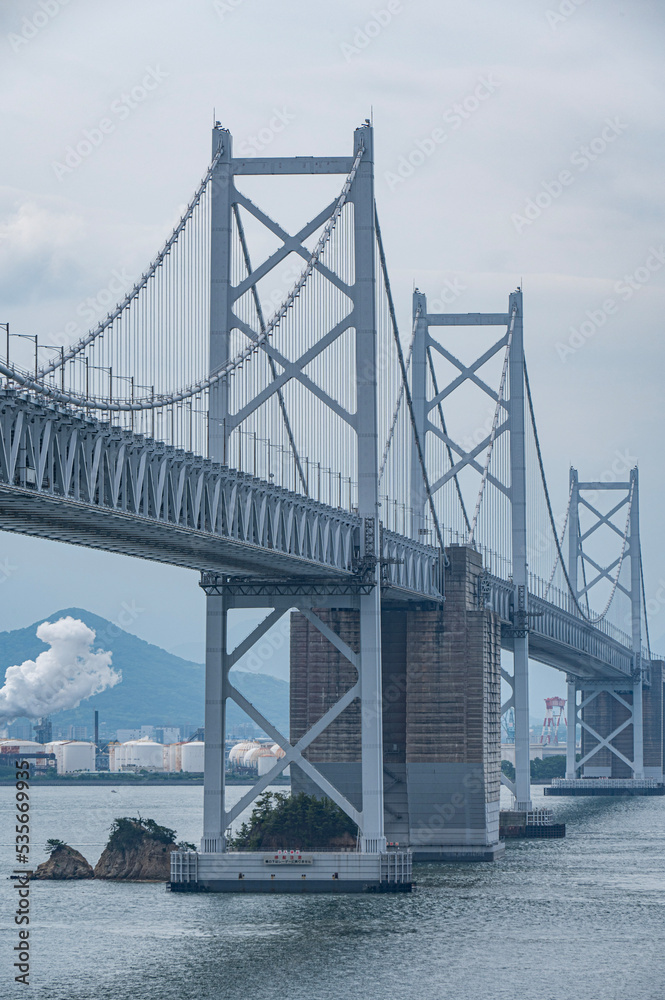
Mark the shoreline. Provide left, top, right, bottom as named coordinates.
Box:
left=0, top=775, right=290, bottom=787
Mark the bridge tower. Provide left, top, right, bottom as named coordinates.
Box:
left=409, top=288, right=532, bottom=811
left=565, top=467, right=657, bottom=781
left=201, top=123, right=387, bottom=856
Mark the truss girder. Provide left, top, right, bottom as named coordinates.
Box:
left=0, top=393, right=442, bottom=598
left=483, top=574, right=635, bottom=678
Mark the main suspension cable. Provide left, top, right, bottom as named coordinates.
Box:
left=375, top=205, right=446, bottom=554
left=1, top=146, right=365, bottom=412
left=37, top=142, right=225, bottom=376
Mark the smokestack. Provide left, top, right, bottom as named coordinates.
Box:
left=94, top=710, right=99, bottom=748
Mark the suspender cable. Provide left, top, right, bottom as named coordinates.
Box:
left=374, top=207, right=445, bottom=555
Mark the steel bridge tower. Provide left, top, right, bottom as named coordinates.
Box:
left=565, top=467, right=649, bottom=780
left=409, top=288, right=533, bottom=810
left=201, top=123, right=387, bottom=856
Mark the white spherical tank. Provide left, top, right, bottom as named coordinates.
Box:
left=122, top=737, right=164, bottom=770
left=270, top=743, right=286, bottom=759
left=180, top=741, right=205, bottom=773
left=60, top=741, right=96, bottom=774
left=229, top=740, right=259, bottom=764
left=245, top=746, right=275, bottom=769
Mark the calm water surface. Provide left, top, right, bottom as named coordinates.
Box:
left=1, top=784, right=663, bottom=1000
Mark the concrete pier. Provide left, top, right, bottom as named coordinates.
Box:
left=290, top=546, right=504, bottom=860
left=169, top=850, right=412, bottom=893
left=577, top=660, right=663, bottom=781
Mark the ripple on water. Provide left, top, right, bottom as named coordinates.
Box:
left=1, top=784, right=663, bottom=1000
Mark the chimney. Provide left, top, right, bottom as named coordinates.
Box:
left=94, top=710, right=99, bottom=748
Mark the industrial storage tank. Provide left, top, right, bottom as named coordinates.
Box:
left=180, top=741, right=205, bottom=773
left=59, top=741, right=95, bottom=774
left=1, top=739, right=43, bottom=752
left=107, top=742, right=124, bottom=772
left=228, top=740, right=259, bottom=764
left=121, top=737, right=164, bottom=771
left=0, top=739, right=48, bottom=769
left=257, top=752, right=279, bottom=776
left=270, top=743, right=286, bottom=759
left=166, top=742, right=183, bottom=772
left=244, top=746, right=276, bottom=769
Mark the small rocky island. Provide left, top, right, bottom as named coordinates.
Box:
left=33, top=841, right=94, bottom=880
left=95, top=817, right=191, bottom=880
left=33, top=818, right=195, bottom=882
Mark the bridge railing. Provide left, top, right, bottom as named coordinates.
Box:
left=482, top=571, right=635, bottom=675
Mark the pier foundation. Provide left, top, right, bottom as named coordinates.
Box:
left=290, top=546, right=503, bottom=860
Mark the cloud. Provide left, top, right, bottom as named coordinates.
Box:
left=0, top=616, right=121, bottom=724
left=0, top=200, right=88, bottom=305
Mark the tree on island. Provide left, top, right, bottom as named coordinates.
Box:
left=228, top=791, right=358, bottom=851
left=44, top=838, right=69, bottom=855
left=105, top=816, right=196, bottom=852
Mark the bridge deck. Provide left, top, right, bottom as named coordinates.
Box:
left=0, top=392, right=441, bottom=600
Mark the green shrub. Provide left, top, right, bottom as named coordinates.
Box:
left=228, top=791, right=358, bottom=851
left=107, top=816, right=177, bottom=851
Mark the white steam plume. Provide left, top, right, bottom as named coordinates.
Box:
left=0, top=617, right=121, bottom=725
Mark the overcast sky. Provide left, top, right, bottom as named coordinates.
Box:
left=0, top=0, right=663, bottom=712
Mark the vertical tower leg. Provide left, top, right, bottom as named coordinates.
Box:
left=410, top=290, right=428, bottom=539
left=566, top=676, right=577, bottom=778
left=353, top=124, right=386, bottom=853
left=629, top=468, right=644, bottom=778
left=632, top=678, right=644, bottom=778
left=508, top=289, right=532, bottom=811
left=513, top=637, right=531, bottom=809
left=201, top=592, right=227, bottom=853
left=360, top=569, right=385, bottom=851
left=208, top=126, right=233, bottom=464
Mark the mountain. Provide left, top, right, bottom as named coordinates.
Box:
left=0, top=608, right=289, bottom=737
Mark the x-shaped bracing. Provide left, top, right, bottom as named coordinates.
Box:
left=577, top=687, right=636, bottom=772
left=223, top=606, right=362, bottom=832
left=575, top=492, right=633, bottom=599
left=425, top=328, right=512, bottom=500
left=226, top=188, right=356, bottom=432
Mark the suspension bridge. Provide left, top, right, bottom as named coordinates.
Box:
left=1, top=123, right=661, bottom=891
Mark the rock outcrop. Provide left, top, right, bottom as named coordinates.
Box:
left=32, top=845, right=94, bottom=880
left=94, top=823, right=178, bottom=881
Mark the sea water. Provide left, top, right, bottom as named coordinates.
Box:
left=1, top=784, right=663, bottom=1000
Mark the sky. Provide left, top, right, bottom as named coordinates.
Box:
left=0, top=0, right=664, bottom=715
